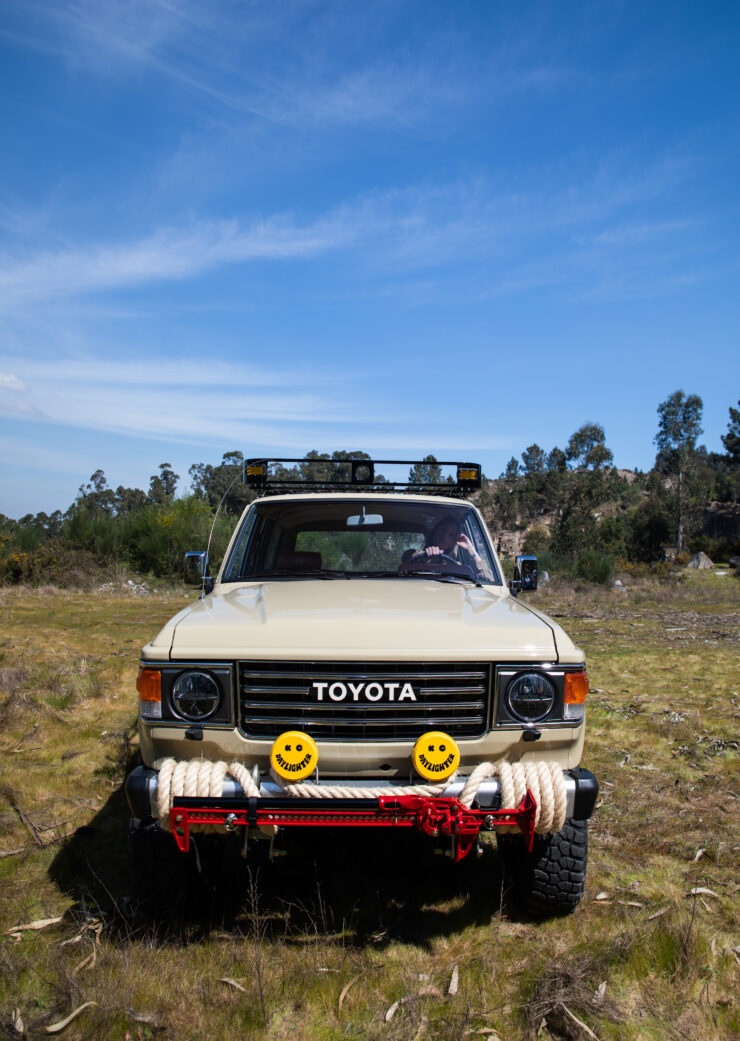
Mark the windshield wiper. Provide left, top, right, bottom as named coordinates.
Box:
left=246, top=568, right=349, bottom=580
left=352, top=570, right=405, bottom=578
left=399, top=569, right=482, bottom=588
left=347, top=568, right=483, bottom=586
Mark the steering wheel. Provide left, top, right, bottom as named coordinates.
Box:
left=429, top=553, right=461, bottom=567
left=399, top=552, right=476, bottom=580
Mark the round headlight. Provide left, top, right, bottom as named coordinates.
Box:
left=171, top=671, right=221, bottom=721
left=505, top=672, right=556, bottom=723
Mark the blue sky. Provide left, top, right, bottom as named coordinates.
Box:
left=1, top=0, right=738, bottom=517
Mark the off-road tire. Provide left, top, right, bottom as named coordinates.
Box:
left=497, top=818, right=588, bottom=917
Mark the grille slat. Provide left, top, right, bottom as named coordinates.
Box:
left=238, top=661, right=491, bottom=740
left=245, top=669, right=488, bottom=682
left=241, top=699, right=486, bottom=712
left=244, top=715, right=486, bottom=728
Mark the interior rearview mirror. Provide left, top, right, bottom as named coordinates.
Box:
left=346, top=507, right=383, bottom=526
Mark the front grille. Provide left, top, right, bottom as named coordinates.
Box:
left=238, top=661, right=491, bottom=740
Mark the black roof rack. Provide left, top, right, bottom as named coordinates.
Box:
left=243, top=457, right=481, bottom=495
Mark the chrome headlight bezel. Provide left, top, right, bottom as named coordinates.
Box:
left=503, top=670, right=558, bottom=723
left=170, top=670, right=223, bottom=722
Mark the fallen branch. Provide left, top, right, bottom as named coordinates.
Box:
left=45, top=1001, right=98, bottom=1034
left=60, top=918, right=103, bottom=948
left=219, top=978, right=247, bottom=993
left=386, top=988, right=443, bottom=1022
left=7, top=916, right=63, bottom=938
left=559, top=1002, right=601, bottom=1041
left=72, top=949, right=96, bottom=975
left=338, top=972, right=364, bottom=1013
left=413, top=1015, right=429, bottom=1041
left=125, top=1009, right=159, bottom=1026
left=11, top=802, right=44, bottom=847
left=385, top=997, right=409, bottom=1022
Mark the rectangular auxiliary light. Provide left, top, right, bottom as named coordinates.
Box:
left=456, top=463, right=482, bottom=489
left=244, top=460, right=267, bottom=484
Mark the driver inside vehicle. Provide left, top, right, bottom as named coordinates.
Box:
left=404, top=518, right=494, bottom=581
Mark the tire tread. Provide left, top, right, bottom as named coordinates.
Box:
left=498, top=818, right=588, bottom=917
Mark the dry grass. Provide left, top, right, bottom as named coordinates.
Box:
left=0, top=576, right=738, bottom=1040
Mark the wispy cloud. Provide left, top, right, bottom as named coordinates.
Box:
left=0, top=353, right=363, bottom=447
left=6, top=356, right=344, bottom=391
left=0, top=0, right=564, bottom=139
left=0, top=215, right=355, bottom=304
left=0, top=351, right=515, bottom=458
left=0, top=158, right=706, bottom=308
left=0, top=373, right=27, bottom=391
left=0, top=398, right=44, bottom=418
left=587, top=220, right=695, bottom=247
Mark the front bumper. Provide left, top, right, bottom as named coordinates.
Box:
left=125, top=764, right=599, bottom=823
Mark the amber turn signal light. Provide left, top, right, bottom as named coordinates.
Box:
left=564, top=672, right=589, bottom=705
left=136, top=667, right=162, bottom=703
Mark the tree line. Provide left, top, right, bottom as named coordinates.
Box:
left=1, top=392, right=738, bottom=586
left=487, top=392, right=738, bottom=581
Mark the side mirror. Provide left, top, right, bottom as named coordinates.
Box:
left=510, top=554, right=538, bottom=596
left=184, top=551, right=213, bottom=593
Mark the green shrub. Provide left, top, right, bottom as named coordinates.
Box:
left=121, top=496, right=231, bottom=578
left=626, top=499, right=673, bottom=562
left=532, top=549, right=564, bottom=576
left=0, top=541, right=103, bottom=587
left=575, top=548, right=614, bottom=585
left=522, top=526, right=550, bottom=554
left=596, top=514, right=627, bottom=557
left=499, top=555, right=515, bottom=580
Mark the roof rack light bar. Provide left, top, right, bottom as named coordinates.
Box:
left=243, top=458, right=481, bottom=493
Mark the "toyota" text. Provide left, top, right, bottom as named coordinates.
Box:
left=312, top=681, right=417, bottom=702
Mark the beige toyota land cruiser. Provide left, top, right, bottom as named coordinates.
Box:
left=126, top=458, right=598, bottom=916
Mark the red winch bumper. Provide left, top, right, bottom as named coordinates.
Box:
left=169, top=790, right=537, bottom=863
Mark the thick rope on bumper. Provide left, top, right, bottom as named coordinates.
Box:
left=152, top=758, right=567, bottom=835
left=458, top=760, right=566, bottom=833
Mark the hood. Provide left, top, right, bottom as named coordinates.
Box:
left=146, top=580, right=580, bottom=662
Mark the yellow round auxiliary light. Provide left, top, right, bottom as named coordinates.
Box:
left=270, top=730, right=319, bottom=781
left=412, top=731, right=460, bottom=781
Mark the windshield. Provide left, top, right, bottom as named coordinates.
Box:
left=222, top=498, right=500, bottom=584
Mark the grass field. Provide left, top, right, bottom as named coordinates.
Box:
left=0, top=573, right=738, bottom=1041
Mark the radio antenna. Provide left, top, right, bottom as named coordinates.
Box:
left=200, top=469, right=243, bottom=599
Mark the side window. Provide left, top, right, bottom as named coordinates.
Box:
left=243, top=515, right=280, bottom=575
left=222, top=511, right=257, bottom=580
left=467, top=518, right=488, bottom=559
left=466, top=515, right=499, bottom=583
